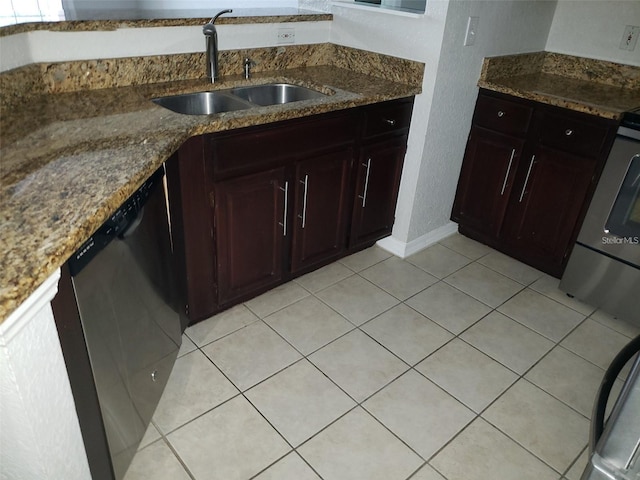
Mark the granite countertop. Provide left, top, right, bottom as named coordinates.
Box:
left=0, top=44, right=423, bottom=322
left=478, top=52, right=640, bottom=119
left=0, top=8, right=332, bottom=36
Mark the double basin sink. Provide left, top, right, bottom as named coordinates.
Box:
left=152, top=83, right=328, bottom=115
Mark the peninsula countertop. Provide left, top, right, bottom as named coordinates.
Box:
left=0, top=46, right=423, bottom=322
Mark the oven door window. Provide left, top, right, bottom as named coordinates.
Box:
left=605, top=153, right=640, bottom=240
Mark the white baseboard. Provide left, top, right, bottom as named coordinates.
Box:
left=376, top=222, right=458, bottom=258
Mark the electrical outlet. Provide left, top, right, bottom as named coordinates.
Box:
left=277, top=27, right=295, bottom=45
left=619, top=25, right=639, bottom=51
left=464, top=16, right=479, bottom=46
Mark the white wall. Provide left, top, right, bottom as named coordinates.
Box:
left=331, top=0, right=451, bottom=253
left=330, top=0, right=557, bottom=254
left=0, top=271, right=91, bottom=480
left=547, top=0, right=640, bottom=66
left=404, top=0, right=557, bottom=246
left=0, top=21, right=332, bottom=72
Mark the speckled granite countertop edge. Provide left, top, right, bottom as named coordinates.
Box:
left=477, top=79, right=631, bottom=120
left=478, top=51, right=640, bottom=120
left=0, top=9, right=333, bottom=36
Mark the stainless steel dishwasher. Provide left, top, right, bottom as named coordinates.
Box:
left=59, top=165, right=185, bottom=479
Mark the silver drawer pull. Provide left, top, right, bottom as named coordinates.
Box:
left=358, top=158, right=372, bottom=208
left=565, top=129, right=573, bottom=136
left=383, top=118, right=396, bottom=126
left=299, top=174, right=309, bottom=229
left=519, top=155, right=536, bottom=203
left=497, top=111, right=505, bottom=118
left=278, top=181, right=289, bottom=236
left=500, top=149, right=516, bottom=196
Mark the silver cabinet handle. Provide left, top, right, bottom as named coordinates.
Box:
left=565, top=129, right=573, bottom=136
left=298, top=174, right=309, bottom=229
left=500, top=148, right=516, bottom=196
left=358, top=158, right=372, bottom=208
left=383, top=118, right=396, bottom=126
left=519, top=155, right=536, bottom=203
left=497, top=110, right=505, bottom=118
left=278, top=181, right=289, bottom=236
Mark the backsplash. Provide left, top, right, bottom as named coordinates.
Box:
left=481, top=51, right=640, bottom=90
left=0, top=43, right=423, bottom=109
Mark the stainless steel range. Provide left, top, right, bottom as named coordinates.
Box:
left=560, top=108, right=640, bottom=326
left=581, top=335, right=640, bottom=480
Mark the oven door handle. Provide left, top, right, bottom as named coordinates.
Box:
left=590, top=334, right=640, bottom=453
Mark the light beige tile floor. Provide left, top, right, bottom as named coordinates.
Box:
left=124, top=233, right=640, bottom=480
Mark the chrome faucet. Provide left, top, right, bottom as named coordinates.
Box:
left=203, top=9, right=232, bottom=83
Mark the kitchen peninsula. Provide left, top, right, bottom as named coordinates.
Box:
left=0, top=44, right=423, bottom=323
left=0, top=10, right=423, bottom=479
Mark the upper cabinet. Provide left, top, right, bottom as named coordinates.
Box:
left=452, top=90, right=618, bottom=277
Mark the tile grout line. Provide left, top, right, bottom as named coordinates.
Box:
left=137, top=239, right=621, bottom=479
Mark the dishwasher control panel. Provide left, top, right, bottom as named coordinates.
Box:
left=69, top=168, right=163, bottom=276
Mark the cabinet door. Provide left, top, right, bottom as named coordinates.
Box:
left=504, top=145, right=596, bottom=276
left=350, top=136, right=406, bottom=248
left=215, top=168, right=287, bottom=306
left=290, top=149, right=352, bottom=274
left=451, top=127, right=524, bottom=241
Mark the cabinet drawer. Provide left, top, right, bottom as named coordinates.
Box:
left=535, top=110, right=610, bottom=158
left=474, top=95, right=533, bottom=136
left=211, top=112, right=356, bottom=178
left=362, top=99, right=414, bottom=138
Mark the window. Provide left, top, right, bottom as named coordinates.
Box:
left=354, top=0, right=425, bottom=14
left=0, top=0, right=64, bottom=26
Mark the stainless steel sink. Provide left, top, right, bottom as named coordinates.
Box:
left=230, top=83, right=327, bottom=106
left=152, top=83, right=328, bottom=115
left=152, top=91, right=252, bottom=115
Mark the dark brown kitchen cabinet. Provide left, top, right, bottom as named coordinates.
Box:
left=168, top=97, right=414, bottom=323
left=290, top=149, right=352, bottom=274
left=166, top=136, right=218, bottom=320
left=350, top=136, right=406, bottom=248
left=216, top=149, right=353, bottom=307
left=451, top=128, right=525, bottom=240
left=350, top=98, right=414, bottom=249
left=215, top=168, right=286, bottom=306
left=452, top=89, right=617, bottom=277
left=502, top=145, right=596, bottom=272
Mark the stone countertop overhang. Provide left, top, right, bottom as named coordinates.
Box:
left=478, top=51, right=640, bottom=120
left=0, top=44, right=423, bottom=322
left=0, top=8, right=332, bottom=36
